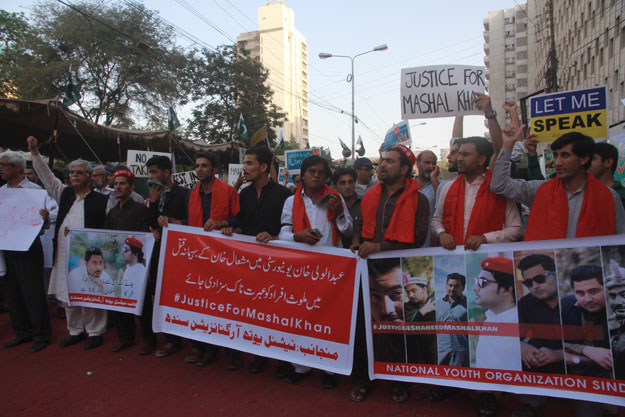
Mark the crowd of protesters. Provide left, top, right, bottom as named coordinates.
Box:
left=1, top=91, right=624, bottom=417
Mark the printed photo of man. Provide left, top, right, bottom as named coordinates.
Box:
left=119, top=237, right=146, bottom=299
left=436, top=272, right=469, bottom=367
left=516, top=252, right=565, bottom=374
left=605, top=259, right=625, bottom=379
left=68, top=246, right=112, bottom=296
left=561, top=264, right=613, bottom=378
left=404, top=275, right=437, bottom=364
left=368, top=258, right=406, bottom=363
left=471, top=256, right=521, bottom=371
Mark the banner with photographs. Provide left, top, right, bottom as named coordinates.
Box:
left=363, top=235, right=625, bottom=406
left=153, top=224, right=361, bottom=375
left=65, top=228, right=155, bottom=315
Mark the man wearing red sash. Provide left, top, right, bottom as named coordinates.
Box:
left=432, top=136, right=523, bottom=250
left=350, top=145, right=430, bottom=403
left=279, top=154, right=352, bottom=388
left=491, top=127, right=625, bottom=417
left=160, top=151, right=240, bottom=367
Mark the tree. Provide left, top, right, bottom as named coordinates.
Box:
left=275, top=135, right=300, bottom=156
left=186, top=45, right=285, bottom=145
left=0, top=1, right=193, bottom=128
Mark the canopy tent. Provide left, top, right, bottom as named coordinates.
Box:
left=0, top=98, right=241, bottom=167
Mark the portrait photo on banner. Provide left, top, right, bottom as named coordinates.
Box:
left=65, top=228, right=154, bottom=314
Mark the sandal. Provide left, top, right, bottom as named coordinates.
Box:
left=195, top=350, right=218, bottom=367
left=155, top=342, right=178, bottom=358
left=478, top=392, right=498, bottom=417
left=391, top=382, right=409, bottom=403
left=349, top=383, right=372, bottom=402
left=184, top=348, right=203, bottom=363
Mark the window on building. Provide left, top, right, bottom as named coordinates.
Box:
left=609, top=37, right=614, bottom=58
left=621, top=25, right=625, bottom=50
left=600, top=47, right=604, bottom=65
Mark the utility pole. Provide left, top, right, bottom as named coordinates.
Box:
left=545, top=0, right=558, bottom=92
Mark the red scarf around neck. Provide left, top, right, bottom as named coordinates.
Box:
left=524, top=172, right=615, bottom=241
left=360, top=177, right=421, bottom=244
left=442, top=170, right=507, bottom=244
left=188, top=178, right=240, bottom=227
left=292, top=184, right=341, bottom=245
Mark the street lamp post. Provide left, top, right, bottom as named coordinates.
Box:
left=319, top=44, right=388, bottom=159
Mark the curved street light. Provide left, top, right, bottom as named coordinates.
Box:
left=319, top=44, right=388, bottom=159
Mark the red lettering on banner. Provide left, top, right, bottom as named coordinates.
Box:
left=159, top=230, right=357, bottom=344
left=373, top=362, right=625, bottom=397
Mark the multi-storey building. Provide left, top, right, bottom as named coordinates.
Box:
left=483, top=4, right=530, bottom=127
left=237, top=0, right=309, bottom=147
left=528, top=0, right=625, bottom=133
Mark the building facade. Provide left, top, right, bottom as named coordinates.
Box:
left=527, top=0, right=625, bottom=133
left=483, top=4, right=530, bottom=127
left=237, top=0, right=309, bottom=147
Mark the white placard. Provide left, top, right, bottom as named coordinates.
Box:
left=400, top=65, right=487, bottom=119
left=0, top=187, right=46, bottom=251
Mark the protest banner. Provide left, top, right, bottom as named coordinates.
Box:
left=126, top=150, right=172, bottom=177
left=0, top=187, right=46, bottom=251
left=65, top=228, right=154, bottom=314
left=172, top=170, right=199, bottom=190
left=543, top=149, right=555, bottom=178
left=363, top=235, right=625, bottom=406
left=530, top=86, right=608, bottom=143
left=285, top=149, right=321, bottom=175
left=228, top=163, right=243, bottom=187
left=153, top=224, right=360, bottom=374
left=400, top=65, right=486, bottom=119
left=383, top=121, right=412, bottom=151
left=609, top=133, right=625, bottom=187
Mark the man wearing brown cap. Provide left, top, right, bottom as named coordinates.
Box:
left=103, top=169, right=152, bottom=353
left=350, top=144, right=430, bottom=403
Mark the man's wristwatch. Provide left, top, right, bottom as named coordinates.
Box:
left=485, top=110, right=497, bottom=120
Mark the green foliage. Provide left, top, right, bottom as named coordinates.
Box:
left=0, top=1, right=193, bottom=128
left=185, top=45, right=285, bottom=145
left=275, top=136, right=300, bottom=156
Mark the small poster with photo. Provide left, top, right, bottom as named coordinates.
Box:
left=65, top=228, right=154, bottom=315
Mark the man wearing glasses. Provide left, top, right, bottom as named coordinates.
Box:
left=472, top=256, right=521, bottom=371
left=28, top=136, right=109, bottom=350
left=353, top=157, right=377, bottom=199
left=516, top=253, right=565, bottom=374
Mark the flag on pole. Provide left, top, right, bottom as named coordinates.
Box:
left=339, top=137, right=352, bottom=158
left=250, top=126, right=270, bottom=148
left=62, top=67, right=80, bottom=108
left=168, top=105, right=180, bottom=131
left=277, top=129, right=284, bottom=149
left=356, top=135, right=365, bottom=156
left=237, top=113, right=248, bottom=138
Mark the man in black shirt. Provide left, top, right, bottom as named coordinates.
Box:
left=104, top=169, right=152, bottom=353
left=517, top=253, right=565, bottom=374
left=332, top=167, right=361, bottom=249
left=222, top=146, right=292, bottom=373
left=145, top=155, right=188, bottom=357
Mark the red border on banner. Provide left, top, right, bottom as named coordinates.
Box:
left=158, top=230, right=357, bottom=345
left=373, top=362, right=625, bottom=397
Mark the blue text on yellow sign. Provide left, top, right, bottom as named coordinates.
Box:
left=530, top=86, right=607, bottom=142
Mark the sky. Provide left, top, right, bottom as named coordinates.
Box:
left=1, top=0, right=523, bottom=159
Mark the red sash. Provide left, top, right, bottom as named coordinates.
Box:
left=442, top=170, right=507, bottom=244
left=188, top=178, right=240, bottom=227
left=292, top=185, right=341, bottom=245
left=524, top=172, right=615, bottom=241
left=361, top=178, right=421, bottom=244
